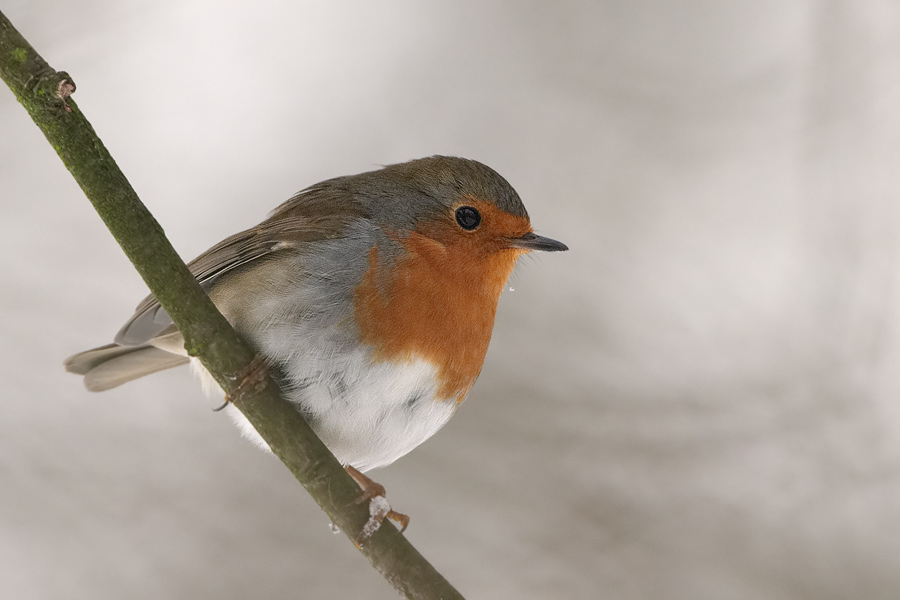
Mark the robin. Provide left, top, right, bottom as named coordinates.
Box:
left=65, top=155, right=567, bottom=536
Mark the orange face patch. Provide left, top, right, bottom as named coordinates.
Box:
left=416, top=195, right=533, bottom=254
left=354, top=197, right=532, bottom=401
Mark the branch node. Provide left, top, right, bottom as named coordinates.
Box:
left=25, top=66, right=75, bottom=112
left=55, top=71, right=75, bottom=112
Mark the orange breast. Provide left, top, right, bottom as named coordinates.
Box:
left=354, top=200, right=531, bottom=401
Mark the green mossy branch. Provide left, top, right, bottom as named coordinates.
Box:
left=0, top=10, right=463, bottom=600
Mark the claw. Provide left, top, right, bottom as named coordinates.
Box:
left=357, top=495, right=391, bottom=544
left=355, top=480, right=386, bottom=504
left=212, top=355, right=268, bottom=411
left=345, top=465, right=410, bottom=546
left=387, top=510, right=409, bottom=533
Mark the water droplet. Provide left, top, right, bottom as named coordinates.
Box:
left=508, top=286, right=515, bottom=292
left=329, top=523, right=341, bottom=535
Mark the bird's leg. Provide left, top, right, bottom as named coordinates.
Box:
left=212, top=355, right=269, bottom=411
left=345, top=465, right=410, bottom=546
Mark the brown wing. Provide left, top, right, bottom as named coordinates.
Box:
left=115, top=182, right=363, bottom=346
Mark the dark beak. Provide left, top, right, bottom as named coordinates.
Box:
left=508, top=232, right=568, bottom=252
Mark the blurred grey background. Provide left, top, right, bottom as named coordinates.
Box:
left=3, top=1, right=900, bottom=598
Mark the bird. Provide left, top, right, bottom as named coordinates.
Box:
left=65, top=155, right=566, bottom=535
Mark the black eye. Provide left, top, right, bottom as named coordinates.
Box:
left=455, top=206, right=481, bottom=230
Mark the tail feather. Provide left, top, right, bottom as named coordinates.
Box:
left=64, top=344, right=190, bottom=392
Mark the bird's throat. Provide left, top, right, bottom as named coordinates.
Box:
left=354, top=240, right=518, bottom=402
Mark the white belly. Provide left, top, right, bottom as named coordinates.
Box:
left=194, top=352, right=459, bottom=472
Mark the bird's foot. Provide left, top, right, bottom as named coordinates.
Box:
left=212, top=355, right=269, bottom=411
left=345, top=465, right=409, bottom=547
